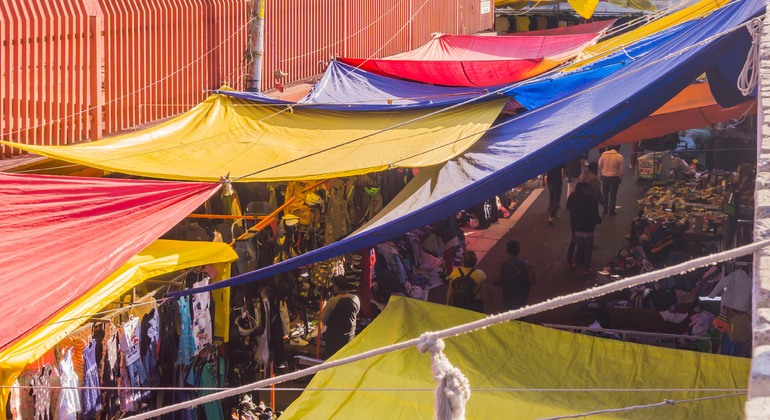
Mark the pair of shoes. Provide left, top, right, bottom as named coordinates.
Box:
left=547, top=217, right=555, bottom=226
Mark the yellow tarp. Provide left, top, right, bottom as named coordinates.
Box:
left=570, top=0, right=729, bottom=67
left=0, top=240, right=237, bottom=418
left=2, top=94, right=507, bottom=183
left=284, top=297, right=749, bottom=419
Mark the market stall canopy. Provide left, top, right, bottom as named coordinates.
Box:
left=500, top=18, right=617, bottom=36
left=0, top=240, right=237, bottom=419
left=217, top=61, right=500, bottom=110
left=172, top=0, right=761, bottom=298
left=603, top=82, right=757, bottom=146
left=0, top=173, right=220, bottom=353
left=338, top=33, right=601, bottom=87
left=2, top=95, right=506, bottom=182
left=283, top=297, right=748, bottom=418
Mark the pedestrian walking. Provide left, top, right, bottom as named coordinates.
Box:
left=545, top=164, right=565, bottom=225
left=566, top=182, right=602, bottom=275
left=494, top=240, right=536, bottom=310
left=598, top=145, right=625, bottom=216
left=447, top=251, right=490, bottom=313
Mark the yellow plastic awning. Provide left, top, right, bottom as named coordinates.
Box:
left=284, top=297, right=749, bottom=418
left=0, top=240, right=237, bottom=418
left=3, top=94, right=507, bottom=183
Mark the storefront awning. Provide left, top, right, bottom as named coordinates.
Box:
left=282, top=297, right=749, bottom=418
left=2, top=96, right=506, bottom=182
left=0, top=173, right=219, bottom=353
left=339, top=33, right=601, bottom=87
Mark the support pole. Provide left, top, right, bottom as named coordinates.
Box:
left=248, top=0, right=265, bottom=92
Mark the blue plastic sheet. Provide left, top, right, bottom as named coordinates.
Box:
left=173, top=0, right=761, bottom=298
left=217, top=61, right=504, bottom=110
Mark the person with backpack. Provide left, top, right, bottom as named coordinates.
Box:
left=446, top=251, right=489, bottom=313
left=494, top=240, right=536, bottom=310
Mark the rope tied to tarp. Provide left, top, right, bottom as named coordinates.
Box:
left=417, top=332, right=471, bottom=420
left=738, top=17, right=763, bottom=96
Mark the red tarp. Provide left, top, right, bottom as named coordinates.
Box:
left=502, top=19, right=617, bottom=36
left=339, top=33, right=600, bottom=87
left=0, top=173, right=219, bottom=352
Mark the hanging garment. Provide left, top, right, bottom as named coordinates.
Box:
left=100, top=327, right=121, bottom=416
left=324, top=179, right=353, bottom=244
left=514, top=16, right=531, bottom=32
left=200, top=361, right=225, bottom=420
left=141, top=308, right=162, bottom=386
left=59, top=348, right=82, bottom=420
left=32, top=367, right=53, bottom=420
left=81, top=340, right=103, bottom=419
left=192, top=273, right=214, bottom=352
left=119, top=317, right=150, bottom=407
left=284, top=181, right=314, bottom=225
left=177, top=297, right=197, bottom=365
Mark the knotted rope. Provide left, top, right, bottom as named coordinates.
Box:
left=737, top=17, right=763, bottom=96
left=417, top=332, right=471, bottom=420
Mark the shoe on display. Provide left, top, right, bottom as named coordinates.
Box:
left=289, top=337, right=310, bottom=347
left=306, top=325, right=326, bottom=339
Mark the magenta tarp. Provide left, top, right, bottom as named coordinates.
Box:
left=0, top=173, right=219, bottom=352
left=339, top=33, right=600, bottom=87
left=502, top=19, right=617, bottom=36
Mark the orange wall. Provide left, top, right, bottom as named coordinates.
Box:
left=1, top=0, right=493, bottom=156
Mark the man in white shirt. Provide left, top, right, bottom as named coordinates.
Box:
left=597, top=145, right=625, bottom=216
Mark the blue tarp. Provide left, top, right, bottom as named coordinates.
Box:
left=217, top=61, right=504, bottom=111
left=507, top=20, right=697, bottom=110
left=172, top=0, right=761, bottom=298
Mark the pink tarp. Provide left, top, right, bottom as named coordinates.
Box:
left=502, top=19, right=617, bottom=36
left=339, top=33, right=600, bottom=87
left=0, top=173, right=219, bottom=352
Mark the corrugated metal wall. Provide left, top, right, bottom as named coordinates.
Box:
left=264, top=0, right=494, bottom=90
left=1, top=0, right=492, bottom=156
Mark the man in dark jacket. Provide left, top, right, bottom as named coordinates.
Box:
left=566, top=182, right=602, bottom=276
left=321, top=276, right=360, bottom=358
left=494, top=241, right=536, bottom=310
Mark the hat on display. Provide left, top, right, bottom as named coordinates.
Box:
left=331, top=275, right=360, bottom=292
left=282, top=213, right=300, bottom=227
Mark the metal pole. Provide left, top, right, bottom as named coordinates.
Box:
left=248, top=0, right=265, bottom=92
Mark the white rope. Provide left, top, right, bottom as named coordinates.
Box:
left=416, top=333, right=471, bottom=420
left=538, top=392, right=746, bottom=419
left=737, top=17, right=763, bottom=96
left=127, top=238, right=770, bottom=419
